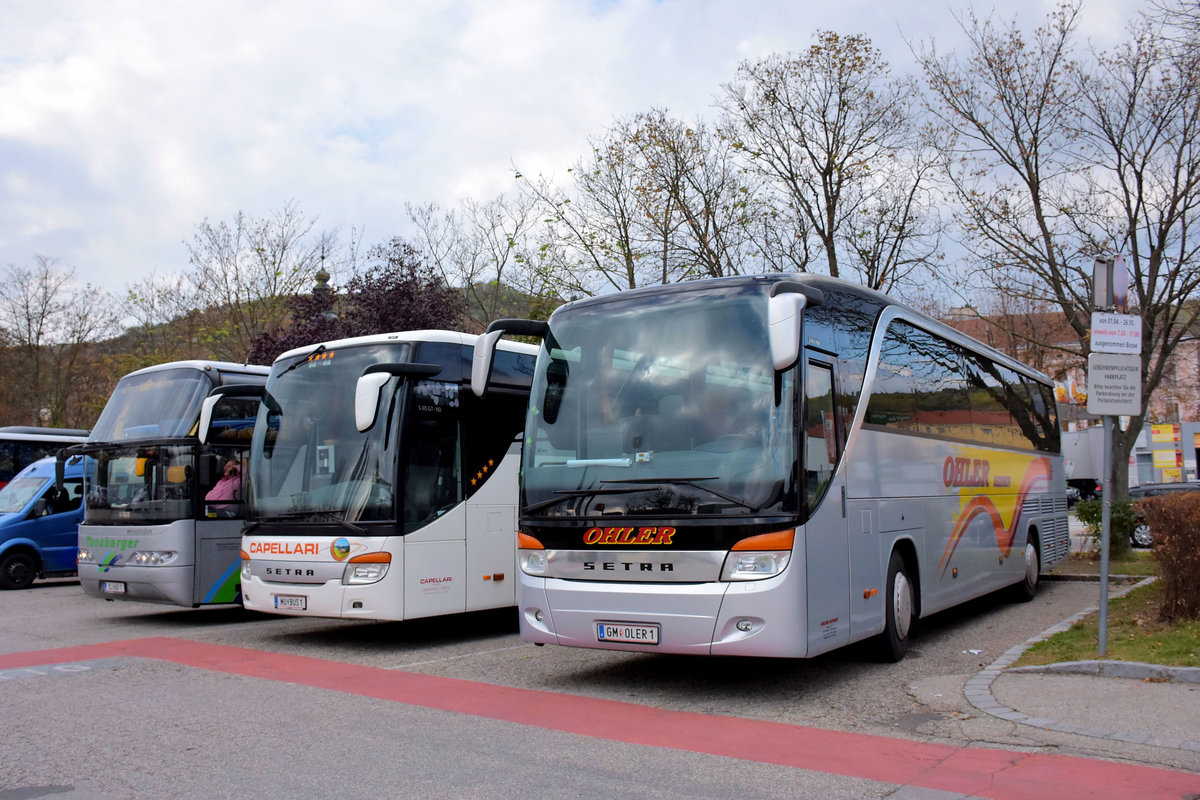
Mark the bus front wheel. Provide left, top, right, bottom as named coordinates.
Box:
left=878, top=549, right=914, bottom=662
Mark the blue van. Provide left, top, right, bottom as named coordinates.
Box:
left=0, top=455, right=87, bottom=589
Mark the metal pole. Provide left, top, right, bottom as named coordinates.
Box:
left=1098, top=415, right=1113, bottom=656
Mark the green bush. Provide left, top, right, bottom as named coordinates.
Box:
left=1139, top=493, right=1200, bottom=622
left=1073, top=497, right=1134, bottom=559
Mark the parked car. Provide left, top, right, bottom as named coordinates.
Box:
left=0, top=455, right=87, bottom=589
left=1066, top=486, right=1082, bottom=508
left=1127, top=481, right=1200, bottom=548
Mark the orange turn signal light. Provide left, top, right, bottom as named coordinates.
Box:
left=349, top=551, right=392, bottom=563
left=517, top=532, right=545, bottom=550
left=730, top=529, right=795, bottom=552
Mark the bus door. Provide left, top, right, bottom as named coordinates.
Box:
left=195, top=393, right=258, bottom=604
left=402, top=380, right=468, bottom=618
left=802, top=354, right=850, bottom=656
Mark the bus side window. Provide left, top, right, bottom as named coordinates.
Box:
left=804, top=361, right=838, bottom=512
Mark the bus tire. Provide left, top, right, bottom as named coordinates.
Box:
left=878, top=549, right=914, bottom=662
left=0, top=550, right=38, bottom=590
left=1011, top=538, right=1040, bottom=603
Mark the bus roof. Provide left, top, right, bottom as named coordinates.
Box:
left=274, top=329, right=538, bottom=364
left=0, top=426, right=89, bottom=440
left=119, top=360, right=271, bottom=380
left=549, top=273, right=1055, bottom=388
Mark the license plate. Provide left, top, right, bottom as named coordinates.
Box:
left=274, top=594, right=307, bottom=610
left=597, top=622, right=660, bottom=645
left=101, top=581, right=126, bottom=595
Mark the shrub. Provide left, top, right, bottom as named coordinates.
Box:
left=1139, top=492, right=1200, bottom=622
left=1073, top=497, right=1134, bottom=559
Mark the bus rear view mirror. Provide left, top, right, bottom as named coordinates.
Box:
left=471, top=319, right=549, bottom=397
left=768, top=293, right=805, bottom=371
left=471, top=329, right=506, bottom=398
left=356, top=362, right=444, bottom=432
left=199, top=384, right=266, bottom=445
left=355, top=372, right=392, bottom=432
left=768, top=281, right=822, bottom=371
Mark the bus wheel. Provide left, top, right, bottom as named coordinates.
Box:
left=0, top=551, right=37, bottom=590
left=879, top=549, right=913, bottom=662
left=1011, top=540, right=1039, bottom=603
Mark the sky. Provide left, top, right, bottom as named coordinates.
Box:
left=0, top=0, right=1148, bottom=298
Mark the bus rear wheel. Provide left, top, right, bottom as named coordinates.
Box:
left=878, top=549, right=913, bottom=662
left=0, top=551, right=38, bottom=590
left=1011, top=539, right=1040, bottom=603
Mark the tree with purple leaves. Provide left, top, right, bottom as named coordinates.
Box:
left=249, top=238, right=466, bottom=364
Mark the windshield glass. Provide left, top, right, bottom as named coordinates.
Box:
left=0, top=476, right=49, bottom=513
left=85, top=444, right=196, bottom=524
left=523, top=285, right=796, bottom=518
left=250, top=343, right=407, bottom=523
left=90, top=368, right=212, bottom=441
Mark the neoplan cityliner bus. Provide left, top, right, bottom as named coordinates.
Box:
left=225, top=330, right=536, bottom=621
left=71, top=360, right=269, bottom=606
left=473, top=274, right=1069, bottom=661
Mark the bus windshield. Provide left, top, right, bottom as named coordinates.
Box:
left=86, top=444, right=196, bottom=524
left=250, top=344, right=407, bottom=523
left=523, top=287, right=796, bottom=518
left=90, top=368, right=213, bottom=441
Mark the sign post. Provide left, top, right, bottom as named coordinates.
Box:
left=1087, top=255, right=1140, bottom=656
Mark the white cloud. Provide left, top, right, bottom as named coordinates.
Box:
left=0, top=0, right=1150, bottom=294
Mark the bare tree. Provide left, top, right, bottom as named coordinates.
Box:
left=0, top=256, right=120, bottom=427
left=407, top=194, right=557, bottom=329
left=517, top=133, right=654, bottom=295
left=721, top=30, right=939, bottom=292
left=917, top=2, right=1200, bottom=493
left=124, top=271, right=211, bottom=367
left=617, top=110, right=767, bottom=279
left=184, top=201, right=342, bottom=362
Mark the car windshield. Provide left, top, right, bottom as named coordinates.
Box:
left=522, top=285, right=796, bottom=519
left=0, top=476, right=48, bottom=513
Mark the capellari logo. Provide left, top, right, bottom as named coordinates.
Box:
left=99, top=553, right=122, bottom=573
left=331, top=538, right=351, bottom=561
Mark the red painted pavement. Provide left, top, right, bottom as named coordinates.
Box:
left=2, top=637, right=1197, bottom=800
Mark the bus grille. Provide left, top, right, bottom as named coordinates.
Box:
left=1023, top=495, right=1070, bottom=568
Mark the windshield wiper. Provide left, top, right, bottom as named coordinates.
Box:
left=244, top=510, right=365, bottom=534
left=599, top=476, right=761, bottom=513
left=277, top=344, right=326, bottom=378
left=523, top=487, right=643, bottom=515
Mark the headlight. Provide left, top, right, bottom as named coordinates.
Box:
left=128, top=550, right=178, bottom=566
left=241, top=559, right=252, bottom=580
left=517, top=532, right=547, bottom=576
left=518, top=550, right=548, bottom=576
left=343, top=562, right=388, bottom=585
left=720, top=529, right=794, bottom=581
left=721, top=551, right=791, bottom=581
left=342, top=552, right=391, bottom=585
left=77, top=548, right=94, bottom=564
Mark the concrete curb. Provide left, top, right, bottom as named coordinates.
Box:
left=962, top=577, right=1200, bottom=753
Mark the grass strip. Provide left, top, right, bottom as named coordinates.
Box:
left=1016, top=581, right=1200, bottom=668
